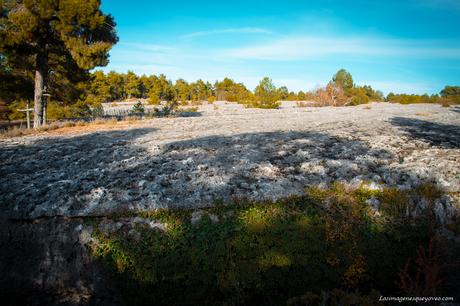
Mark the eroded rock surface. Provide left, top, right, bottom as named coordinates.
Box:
left=1, top=103, right=459, bottom=218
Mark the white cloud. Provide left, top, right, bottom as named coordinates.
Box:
left=181, top=27, right=273, bottom=39
left=101, top=36, right=456, bottom=95
left=222, top=36, right=460, bottom=61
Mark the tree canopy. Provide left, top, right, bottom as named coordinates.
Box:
left=0, top=0, right=118, bottom=127
left=332, top=68, right=354, bottom=92
left=253, top=77, right=281, bottom=108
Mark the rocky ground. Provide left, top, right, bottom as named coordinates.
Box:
left=1, top=102, right=459, bottom=218
left=1, top=102, right=459, bottom=304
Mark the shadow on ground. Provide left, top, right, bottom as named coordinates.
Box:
left=390, top=117, right=460, bottom=149
left=1, top=125, right=452, bottom=217
left=177, top=111, right=203, bottom=117
left=0, top=128, right=157, bottom=218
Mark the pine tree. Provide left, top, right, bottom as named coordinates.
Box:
left=332, top=69, right=354, bottom=92
left=0, top=0, right=118, bottom=127
left=125, top=71, right=142, bottom=98
left=175, top=79, right=191, bottom=104
left=254, top=77, right=280, bottom=108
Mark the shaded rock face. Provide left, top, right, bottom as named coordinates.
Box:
left=0, top=217, right=122, bottom=306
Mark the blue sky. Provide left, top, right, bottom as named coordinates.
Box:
left=99, top=0, right=460, bottom=94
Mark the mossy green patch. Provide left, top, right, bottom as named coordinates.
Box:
left=90, top=183, right=459, bottom=305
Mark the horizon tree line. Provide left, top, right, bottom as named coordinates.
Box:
left=1, top=1, right=459, bottom=124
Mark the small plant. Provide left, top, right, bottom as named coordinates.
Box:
left=90, top=104, right=104, bottom=117
left=130, top=101, right=145, bottom=115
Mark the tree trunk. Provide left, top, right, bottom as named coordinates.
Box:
left=33, top=51, right=48, bottom=128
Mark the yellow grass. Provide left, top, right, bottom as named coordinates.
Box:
left=0, top=117, right=147, bottom=139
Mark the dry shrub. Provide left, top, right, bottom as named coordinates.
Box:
left=296, top=101, right=315, bottom=107
left=37, top=122, right=61, bottom=132
left=314, top=83, right=349, bottom=106
left=0, top=126, right=27, bottom=138
left=62, top=121, right=76, bottom=128
left=439, top=98, right=451, bottom=108
left=0, top=115, right=151, bottom=138
left=93, top=117, right=118, bottom=125
left=399, top=236, right=442, bottom=296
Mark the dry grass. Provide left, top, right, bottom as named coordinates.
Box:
left=415, top=112, right=432, bottom=116
left=296, top=101, right=315, bottom=108
left=0, top=117, right=146, bottom=139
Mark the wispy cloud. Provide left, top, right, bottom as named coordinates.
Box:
left=181, top=27, right=273, bottom=39
left=102, top=35, right=459, bottom=95
left=222, top=36, right=460, bottom=61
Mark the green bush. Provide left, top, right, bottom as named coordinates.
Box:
left=130, top=101, right=145, bottom=115
left=89, top=183, right=458, bottom=305
left=350, top=88, right=370, bottom=105
left=386, top=93, right=439, bottom=104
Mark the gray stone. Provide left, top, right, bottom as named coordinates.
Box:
left=366, top=181, right=383, bottom=191
left=366, top=197, right=380, bottom=210
left=191, top=210, right=205, bottom=225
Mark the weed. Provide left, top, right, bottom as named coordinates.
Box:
left=377, top=187, right=411, bottom=219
